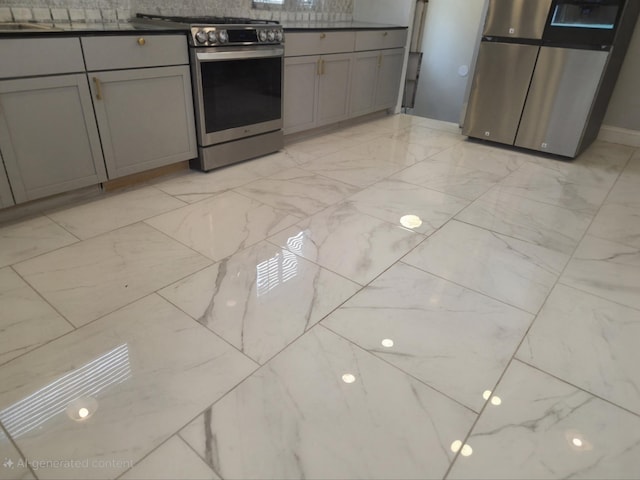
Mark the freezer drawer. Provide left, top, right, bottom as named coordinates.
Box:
left=463, top=42, right=539, bottom=146
left=483, top=0, right=553, bottom=40
left=515, top=47, right=609, bottom=157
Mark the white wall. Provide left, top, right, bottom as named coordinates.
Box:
left=412, top=0, right=487, bottom=123
left=353, top=0, right=414, bottom=27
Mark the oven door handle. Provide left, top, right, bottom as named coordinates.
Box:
left=196, top=47, right=284, bottom=62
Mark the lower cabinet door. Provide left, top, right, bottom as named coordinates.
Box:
left=0, top=74, right=106, bottom=203
left=284, top=56, right=320, bottom=135
left=316, top=53, right=353, bottom=126
left=350, top=51, right=379, bottom=117
left=89, top=65, right=197, bottom=179
left=374, top=48, right=406, bottom=110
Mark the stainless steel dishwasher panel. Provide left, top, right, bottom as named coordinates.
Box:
left=515, top=47, right=609, bottom=157
left=462, top=42, right=539, bottom=146
left=483, top=0, right=552, bottom=39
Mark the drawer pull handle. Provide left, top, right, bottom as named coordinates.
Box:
left=93, top=77, right=103, bottom=100
left=383, top=32, right=388, bottom=37
left=320, top=33, right=326, bottom=39
left=137, top=37, right=146, bottom=46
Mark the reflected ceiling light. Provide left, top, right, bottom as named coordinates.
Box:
left=78, top=408, right=89, bottom=419
left=482, top=390, right=492, bottom=400
left=572, top=438, right=583, bottom=448
left=226, top=299, right=237, bottom=307
left=490, top=396, right=502, bottom=406
left=400, top=214, right=423, bottom=229
left=65, top=396, right=98, bottom=422
left=381, top=339, right=394, bottom=348
left=450, top=440, right=462, bottom=453
left=460, top=444, right=473, bottom=457
left=342, top=373, right=356, bottom=384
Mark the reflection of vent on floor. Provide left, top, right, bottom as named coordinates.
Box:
left=0, top=344, right=132, bottom=438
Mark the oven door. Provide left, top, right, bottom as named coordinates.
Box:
left=192, top=46, right=284, bottom=146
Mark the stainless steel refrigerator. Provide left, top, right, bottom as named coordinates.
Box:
left=463, top=0, right=640, bottom=158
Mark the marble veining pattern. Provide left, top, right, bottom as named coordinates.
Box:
left=179, top=326, right=477, bottom=480
left=0, top=114, right=638, bottom=479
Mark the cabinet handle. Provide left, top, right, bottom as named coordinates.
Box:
left=93, top=77, right=103, bottom=100
left=320, top=33, right=326, bottom=39
left=383, top=31, right=388, bottom=37
left=378, top=53, right=383, bottom=68
left=137, top=37, right=146, bottom=46
left=317, top=58, right=325, bottom=76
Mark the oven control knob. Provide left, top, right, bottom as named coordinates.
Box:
left=267, top=30, right=276, bottom=42
left=218, top=30, right=229, bottom=43
left=195, top=30, right=208, bottom=44
left=275, top=30, right=283, bottom=42
left=208, top=31, right=218, bottom=43
left=258, top=29, right=268, bottom=42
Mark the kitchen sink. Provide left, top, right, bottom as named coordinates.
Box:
left=0, top=22, right=61, bottom=31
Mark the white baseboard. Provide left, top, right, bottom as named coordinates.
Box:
left=598, top=125, right=640, bottom=147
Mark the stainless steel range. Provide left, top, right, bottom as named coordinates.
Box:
left=135, top=14, right=284, bottom=171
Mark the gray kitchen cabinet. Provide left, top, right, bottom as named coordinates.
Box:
left=88, top=66, right=197, bottom=178
left=284, top=53, right=352, bottom=134
left=0, top=152, right=14, bottom=208
left=0, top=74, right=107, bottom=203
left=83, top=35, right=196, bottom=179
left=374, top=48, right=406, bottom=110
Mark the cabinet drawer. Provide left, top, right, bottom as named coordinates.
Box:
left=82, top=35, right=189, bottom=71
left=285, top=31, right=355, bottom=57
left=0, top=38, right=84, bottom=79
left=355, top=29, right=407, bottom=51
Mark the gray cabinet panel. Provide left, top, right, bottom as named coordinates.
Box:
left=374, top=48, right=405, bottom=110
left=284, top=56, right=319, bottom=134
left=90, top=66, right=197, bottom=178
left=483, top=0, right=552, bottom=40
left=463, top=42, right=539, bottom=146
left=0, top=153, right=14, bottom=208
left=0, top=74, right=106, bottom=203
left=350, top=51, right=379, bottom=117
left=516, top=47, right=609, bottom=157
left=82, top=35, right=189, bottom=71
left=0, top=38, right=84, bottom=79
left=317, top=53, right=352, bottom=126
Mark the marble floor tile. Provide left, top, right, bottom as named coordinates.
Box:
left=345, top=179, right=469, bottom=236
left=517, top=284, right=640, bottom=415
left=448, top=360, right=640, bottom=480
left=0, top=216, right=77, bottom=268
left=159, top=241, right=360, bottom=364
left=1, top=429, right=32, bottom=479
left=0, top=267, right=72, bottom=366
left=496, top=163, right=611, bottom=213
left=244, top=148, right=316, bottom=177
left=180, top=326, right=477, bottom=480
left=286, top=133, right=366, bottom=158
left=526, top=141, right=633, bottom=186
left=299, top=150, right=405, bottom=188
left=0, top=294, right=256, bottom=480
left=334, top=129, right=462, bottom=167
left=13, top=223, right=211, bottom=326
left=120, top=436, right=218, bottom=480
left=152, top=163, right=263, bottom=203
left=391, top=160, right=504, bottom=201
left=560, top=235, right=640, bottom=310
left=146, top=191, right=299, bottom=262
left=235, top=168, right=360, bottom=218
left=456, top=189, right=592, bottom=255
left=322, top=263, right=532, bottom=411
left=408, top=116, right=463, bottom=134
left=46, top=187, right=185, bottom=240
left=429, top=141, right=529, bottom=177
left=404, top=221, right=569, bottom=314
left=588, top=177, right=640, bottom=248
left=269, top=203, right=424, bottom=285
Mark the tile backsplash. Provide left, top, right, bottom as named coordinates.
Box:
left=1, top=0, right=353, bottom=23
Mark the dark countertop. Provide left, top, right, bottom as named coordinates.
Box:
left=282, top=21, right=407, bottom=31
left=0, top=22, right=188, bottom=38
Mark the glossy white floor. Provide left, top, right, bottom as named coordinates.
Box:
left=1, top=114, right=639, bottom=480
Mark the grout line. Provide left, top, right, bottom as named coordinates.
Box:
left=0, top=421, right=39, bottom=479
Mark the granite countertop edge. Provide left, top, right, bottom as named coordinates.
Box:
left=282, top=21, right=407, bottom=31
